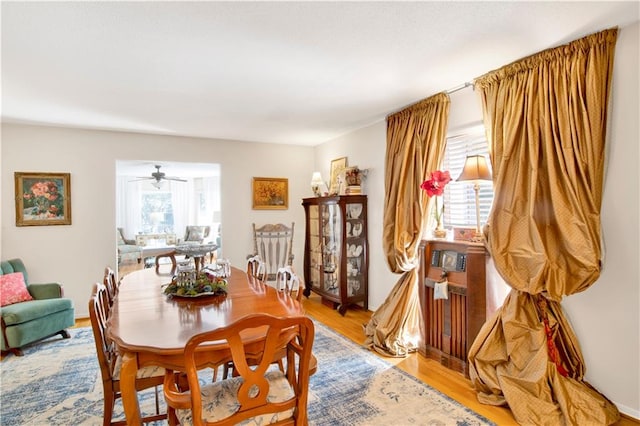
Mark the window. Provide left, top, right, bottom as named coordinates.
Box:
left=140, top=191, right=174, bottom=233
left=441, top=125, right=494, bottom=229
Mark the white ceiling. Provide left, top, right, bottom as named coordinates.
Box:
left=116, top=160, right=220, bottom=179
left=2, top=2, right=638, bottom=147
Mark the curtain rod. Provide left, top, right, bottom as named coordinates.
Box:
left=446, top=82, right=473, bottom=94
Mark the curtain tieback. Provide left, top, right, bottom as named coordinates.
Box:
left=537, top=295, right=569, bottom=377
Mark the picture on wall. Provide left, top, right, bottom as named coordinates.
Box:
left=15, top=172, right=72, bottom=226
left=252, top=177, right=288, bottom=210
left=329, top=157, right=348, bottom=195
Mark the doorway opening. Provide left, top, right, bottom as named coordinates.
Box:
left=115, top=160, right=221, bottom=272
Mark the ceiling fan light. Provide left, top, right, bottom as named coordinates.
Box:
left=151, top=180, right=164, bottom=190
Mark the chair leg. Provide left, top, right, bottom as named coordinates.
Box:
left=103, top=389, right=115, bottom=426
left=168, top=407, right=179, bottom=426
left=154, top=385, right=160, bottom=415
left=59, top=329, right=71, bottom=339
left=1, top=347, right=24, bottom=357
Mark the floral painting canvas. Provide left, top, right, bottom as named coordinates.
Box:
left=252, top=177, right=288, bottom=210
left=15, top=172, right=71, bottom=226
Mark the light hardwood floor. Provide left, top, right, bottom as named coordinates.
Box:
left=74, top=262, right=637, bottom=426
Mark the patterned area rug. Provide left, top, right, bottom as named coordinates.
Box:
left=1, top=320, right=494, bottom=425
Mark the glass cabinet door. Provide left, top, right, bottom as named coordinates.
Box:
left=308, top=205, right=321, bottom=291
left=345, top=202, right=365, bottom=298
left=320, top=203, right=341, bottom=295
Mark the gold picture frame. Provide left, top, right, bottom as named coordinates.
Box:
left=329, top=157, right=348, bottom=195
left=252, top=177, right=289, bottom=210
left=15, top=172, right=72, bottom=226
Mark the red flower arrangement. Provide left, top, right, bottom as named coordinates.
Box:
left=420, top=170, right=452, bottom=231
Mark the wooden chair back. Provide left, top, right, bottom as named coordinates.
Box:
left=103, top=267, right=118, bottom=306
left=251, top=222, right=294, bottom=283
left=246, top=255, right=267, bottom=281
left=88, top=283, right=166, bottom=426
left=164, top=313, right=314, bottom=426
left=275, top=266, right=303, bottom=302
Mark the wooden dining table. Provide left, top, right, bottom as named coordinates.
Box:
left=108, top=265, right=305, bottom=425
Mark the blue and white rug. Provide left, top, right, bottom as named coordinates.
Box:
left=0, top=320, right=494, bottom=425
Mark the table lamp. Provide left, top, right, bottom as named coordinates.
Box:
left=457, top=155, right=492, bottom=241
left=311, top=172, right=327, bottom=196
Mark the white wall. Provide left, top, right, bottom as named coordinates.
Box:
left=1, top=126, right=313, bottom=318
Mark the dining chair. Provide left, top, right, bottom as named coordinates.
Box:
left=275, top=266, right=303, bottom=302
left=164, top=313, right=315, bottom=426
left=103, top=266, right=118, bottom=306
left=273, top=268, right=318, bottom=376
left=88, top=283, right=167, bottom=426
left=249, top=222, right=294, bottom=285
left=246, top=255, right=267, bottom=281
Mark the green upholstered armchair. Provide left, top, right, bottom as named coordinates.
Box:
left=0, top=258, right=75, bottom=356
left=117, top=228, right=142, bottom=265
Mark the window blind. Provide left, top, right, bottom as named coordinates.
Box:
left=441, top=128, right=494, bottom=229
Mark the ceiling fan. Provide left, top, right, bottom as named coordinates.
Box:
left=130, top=165, right=187, bottom=188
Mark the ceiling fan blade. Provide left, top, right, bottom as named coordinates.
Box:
left=129, top=177, right=154, bottom=182
left=164, top=177, right=188, bottom=182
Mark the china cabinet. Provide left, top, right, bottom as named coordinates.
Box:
left=302, top=195, right=368, bottom=315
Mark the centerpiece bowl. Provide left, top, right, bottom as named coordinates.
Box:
left=163, top=267, right=228, bottom=298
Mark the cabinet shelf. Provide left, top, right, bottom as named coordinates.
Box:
left=302, top=195, right=368, bottom=316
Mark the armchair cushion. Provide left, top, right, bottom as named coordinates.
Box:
left=0, top=273, right=33, bottom=307
left=1, top=298, right=73, bottom=325
left=184, top=226, right=211, bottom=243
left=185, top=228, right=204, bottom=242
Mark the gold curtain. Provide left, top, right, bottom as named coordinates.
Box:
left=468, top=28, right=620, bottom=424
left=364, top=93, right=450, bottom=356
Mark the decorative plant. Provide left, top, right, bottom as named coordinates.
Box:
left=163, top=269, right=228, bottom=297
left=420, top=170, right=452, bottom=230
left=344, top=167, right=368, bottom=186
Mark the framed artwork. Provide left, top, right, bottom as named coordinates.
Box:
left=15, top=172, right=72, bottom=226
left=252, top=177, right=288, bottom=210
left=329, top=157, right=348, bottom=195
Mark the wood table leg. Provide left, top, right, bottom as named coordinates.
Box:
left=120, top=351, right=142, bottom=425
left=155, top=251, right=177, bottom=270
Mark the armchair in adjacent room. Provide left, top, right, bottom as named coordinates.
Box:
left=117, top=228, right=142, bottom=265
left=180, top=225, right=211, bottom=245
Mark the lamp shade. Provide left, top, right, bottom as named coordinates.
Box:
left=310, top=172, right=324, bottom=185
left=457, top=155, right=492, bottom=182
left=151, top=180, right=165, bottom=189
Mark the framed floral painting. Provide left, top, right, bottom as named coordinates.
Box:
left=15, top=172, right=72, bottom=226
left=252, top=177, right=288, bottom=210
